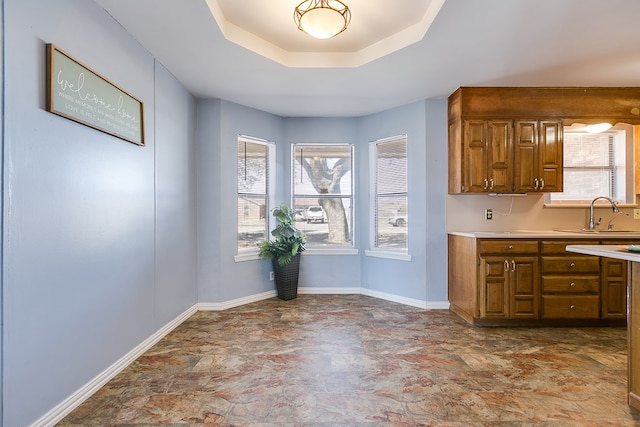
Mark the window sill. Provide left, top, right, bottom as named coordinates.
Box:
left=303, top=248, right=359, bottom=256
left=236, top=248, right=360, bottom=261
left=234, top=251, right=261, bottom=262
left=365, top=250, right=412, bottom=261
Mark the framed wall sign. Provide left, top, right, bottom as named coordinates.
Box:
left=46, top=43, right=145, bottom=146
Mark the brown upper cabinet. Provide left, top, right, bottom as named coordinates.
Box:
left=448, top=87, right=640, bottom=194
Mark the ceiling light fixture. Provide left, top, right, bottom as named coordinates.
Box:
left=294, top=0, right=351, bottom=40
left=584, top=123, right=613, bottom=133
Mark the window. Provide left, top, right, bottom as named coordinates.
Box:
left=370, top=135, right=408, bottom=251
left=549, top=124, right=633, bottom=205
left=292, top=144, right=353, bottom=247
left=237, top=136, right=274, bottom=252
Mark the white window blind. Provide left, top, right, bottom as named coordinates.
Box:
left=372, top=135, right=408, bottom=250
left=550, top=131, right=624, bottom=203
left=237, top=137, right=271, bottom=250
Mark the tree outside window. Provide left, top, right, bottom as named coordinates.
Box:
left=292, top=144, right=353, bottom=247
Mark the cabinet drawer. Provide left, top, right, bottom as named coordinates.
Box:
left=479, top=240, right=538, bottom=255
left=541, top=276, right=599, bottom=293
left=541, top=240, right=599, bottom=254
left=541, top=256, right=600, bottom=274
left=541, top=295, right=600, bottom=319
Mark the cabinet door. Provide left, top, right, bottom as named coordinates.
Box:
left=514, top=120, right=563, bottom=193
left=510, top=256, right=539, bottom=318
left=537, top=120, right=563, bottom=192
left=513, top=121, right=538, bottom=192
left=487, top=120, right=513, bottom=193
left=480, top=257, right=509, bottom=318
left=462, top=120, right=489, bottom=192
left=602, top=257, right=628, bottom=319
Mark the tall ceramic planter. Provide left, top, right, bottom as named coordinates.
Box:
left=272, top=253, right=301, bottom=300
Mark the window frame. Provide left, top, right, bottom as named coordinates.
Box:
left=291, top=142, right=357, bottom=254
left=235, top=135, right=276, bottom=262
left=366, top=135, right=412, bottom=261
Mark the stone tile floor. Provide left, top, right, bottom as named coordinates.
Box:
left=58, top=295, right=640, bottom=426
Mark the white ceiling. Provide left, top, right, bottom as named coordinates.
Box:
left=205, top=0, right=445, bottom=66
left=95, top=0, right=640, bottom=118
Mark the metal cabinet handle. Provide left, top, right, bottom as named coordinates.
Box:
left=569, top=262, right=576, bottom=268
left=508, top=245, right=514, bottom=249
left=504, top=260, right=509, bottom=271
left=540, top=179, right=545, bottom=189
left=484, top=179, right=489, bottom=189
left=489, top=179, right=494, bottom=189
left=511, top=260, right=515, bottom=272
left=570, top=304, right=575, bottom=310
left=534, top=178, right=539, bottom=189
left=570, top=282, right=575, bottom=287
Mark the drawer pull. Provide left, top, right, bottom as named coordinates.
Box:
left=570, top=304, right=575, bottom=310
left=570, top=282, right=575, bottom=287
left=508, top=245, right=513, bottom=249
left=512, top=260, right=516, bottom=272
left=569, top=262, right=575, bottom=268
left=504, top=260, right=509, bottom=271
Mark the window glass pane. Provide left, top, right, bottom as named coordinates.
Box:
left=564, top=133, right=610, bottom=167
left=237, top=141, right=268, bottom=194
left=376, top=139, right=407, bottom=194
left=293, top=145, right=352, bottom=196
left=292, top=144, right=353, bottom=247
left=237, top=196, right=267, bottom=249
left=553, top=170, right=612, bottom=201
left=293, top=198, right=352, bottom=246
left=376, top=195, right=407, bottom=249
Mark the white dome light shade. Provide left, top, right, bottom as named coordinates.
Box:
left=294, top=0, right=351, bottom=39
left=584, top=123, right=613, bottom=133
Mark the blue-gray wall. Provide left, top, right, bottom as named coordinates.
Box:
left=2, top=1, right=449, bottom=425
left=197, top=100, right=285, bottom=303
left=358, top=100, right=448, bottom=303
left=2, top=0, right=197, bottom=425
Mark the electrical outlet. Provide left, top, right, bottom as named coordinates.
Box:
left=269, top=271, right=275, bottom=281
left=485, top=209, right=493, bottom=220
left=634, top=208, right=640, bottom=220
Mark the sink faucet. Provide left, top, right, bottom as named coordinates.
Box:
left=588, top=196, right=619, bottom=230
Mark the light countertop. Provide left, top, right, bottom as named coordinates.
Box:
left=449, top=230, right=640, bottom=239
left=566, top=244, right=640, bottom=262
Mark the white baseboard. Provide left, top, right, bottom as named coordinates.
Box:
left=198, top=290, right=276, bottom=310
left=360, top=288, right=450, bottom=310
left=31, top=288, right=448, bottom=426
left=30, top=304, right=199, bottom=427
left=298, top=286, right=361, bottom=294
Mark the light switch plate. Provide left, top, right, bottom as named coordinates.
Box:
left=634, top=208, right=640, bottom=220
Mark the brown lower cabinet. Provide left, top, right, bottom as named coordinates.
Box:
left=448, top=234, right=635, bottom=326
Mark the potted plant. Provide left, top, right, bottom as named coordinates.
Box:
left=259, top=203, right=306, bottom=300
